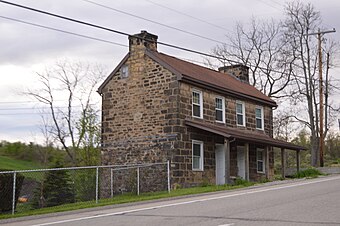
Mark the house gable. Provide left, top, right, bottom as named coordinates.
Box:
left=98, top=53, right=130, bottom=94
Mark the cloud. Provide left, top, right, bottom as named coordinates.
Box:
left=0, top=0, right=339, bottom=144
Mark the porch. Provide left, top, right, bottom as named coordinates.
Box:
left=186, top=119, right=306, bottom=184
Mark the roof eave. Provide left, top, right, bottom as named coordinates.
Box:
left=181, top=76, right=277, bottom=108
left=185, top=119, right=306, bottom=151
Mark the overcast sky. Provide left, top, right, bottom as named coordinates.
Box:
left=0, top=0, right=339, bottom=143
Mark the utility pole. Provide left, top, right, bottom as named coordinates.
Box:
left=308, top=28, right=336, bottom=167
left=325, top=52, right=330, bottom=148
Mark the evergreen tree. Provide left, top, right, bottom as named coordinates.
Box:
left=32, top=160, right=75, bottom=208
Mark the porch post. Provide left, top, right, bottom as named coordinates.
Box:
left=296, top=150, right=301, bottom=173
left=245, top=143, right=249, bottom=181
left=281, top=148, right=286, bottom=179
left=224, top=138, right=230, bottom=184
left=265, top=146, right=270, bottom=180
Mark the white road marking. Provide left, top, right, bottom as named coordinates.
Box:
left=31, top=175, right=340, bottom=226
left=218, top=224, right=235, bottom=226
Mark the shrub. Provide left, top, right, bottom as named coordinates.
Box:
left=234, top=177, right=252, bottom=186
left=293, top=168, right=322, bottom=178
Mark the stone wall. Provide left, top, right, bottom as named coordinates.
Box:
left=173, top=127, right=223, bottom=187
left=175, top=82, right=275, bottom=185
left=178, top=82, right=273, bottom=135
left=100, top=34, right=181, bottom=194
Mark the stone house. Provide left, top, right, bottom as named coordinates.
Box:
left=98, top=31, right=304, bottom=190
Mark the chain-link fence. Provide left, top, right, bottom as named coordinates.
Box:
left=0, top=161, right=170, bottom=215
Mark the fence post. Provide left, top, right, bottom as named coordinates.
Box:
left=137, top=167, right=140, bottom=196
left=167, top=160, right=170, bottom=193
left=110, top=168, right=113, bottom=198
left=95, top=167, right=99, bottom=204
left=12, top=172, right=17, bottom=215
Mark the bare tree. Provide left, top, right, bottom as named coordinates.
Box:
left=26, top=60, right=105, bottom=165
left=212, top=17, right=294, bottom=98
left=37, top=115, right=55, bottom=167
left=213, top=1, right=339, bottom=167
left=283, top=1, right=339, bottom=166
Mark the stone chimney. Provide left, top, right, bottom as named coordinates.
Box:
left=218, top=64, right=249, bottom=84
left=128, top=30, right=158, bottom=52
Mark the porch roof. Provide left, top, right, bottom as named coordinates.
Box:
left=185, top=119, right=306, bottom=151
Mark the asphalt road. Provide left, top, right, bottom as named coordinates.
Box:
left=2, top=175, right=340, bottom=226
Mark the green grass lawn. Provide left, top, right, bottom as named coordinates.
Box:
left=0, top=181, right=255, bottom=220
left=0, top=156, right=42, bottom=171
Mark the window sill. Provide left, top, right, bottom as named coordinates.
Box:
left=192, top=115, right=203, bottom=119
left=192, top=169, right=204, bottom=172
left=215, top=120, right=225, bottom=124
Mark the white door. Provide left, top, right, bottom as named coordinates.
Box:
left=215, top=144, right=225, bottom=185
left=237, top=146, right=246, bottom=179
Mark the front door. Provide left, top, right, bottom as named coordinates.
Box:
left=215, top=144, right=225, bottom=185
left=237, top=146, right=246, bottom=179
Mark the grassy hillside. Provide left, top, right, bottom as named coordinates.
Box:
left=0, top=156, right=42, bottom=171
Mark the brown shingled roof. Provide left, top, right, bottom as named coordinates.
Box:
left=185, top=119, right=306, bottom=151
left=147, top=50, right=277, bottom=107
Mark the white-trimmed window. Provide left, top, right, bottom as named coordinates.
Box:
left=192, top=140, right=204, bottom=171
left=236, top=101, right=245, bottom=126
left=255, top=106, right=264, bottom=130
left=192, top=90, right=203, bottom=118
left=257, top=148, right=265, bottom=173
left=215, top=97, right=225, bottom=123
left=121, top=65, right=129, bottom=78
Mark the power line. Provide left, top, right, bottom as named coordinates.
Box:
left=0, top=100, right=103, bottom=107
left=0, top=15, right=128, bottom=47
left=144, top=0, right=232, bottom=33
left=255, top=0, right=281, bottom=11
left=0, top=0, right=130, bottom=36
left=0, top=109, right=102, bottom=116
left=0, top=105, right=97, bottom=111
left=0, top=0, right=239, bottom=63
left=0, top=0, right=334, bottom=80
left=0, top=112, right=52, bottom=116
left=267, top=0, right=283, bottom=7
left=82, top=0, right=226, bottom=45
left=0, top=99, right=69, bottom=104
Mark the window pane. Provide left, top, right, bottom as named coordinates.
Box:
left=216, top=110, right=223, bottom=121
left=193, top=156, right=200, bottom=169
left=236, top=103, right=243, bottom=114
left=257, top=161, right=263, bottom=172
left=193, top=143, right=201, bottom=157
left=193, top=142, right=202, bottom=170
left=257, top=150, right=263, bottom=160
left=193, top=92, right=200, bottom=104
left=255, top=108, right=262, bottom=118
left=193, top=105, right=201, bottom=117
left=256, top=118, right=262, bottom=129
left=121, top=65, right=129, bottom=78
left=216, top=98, right=222, bottom=109
left=237, top=114, right=243, bottom=125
